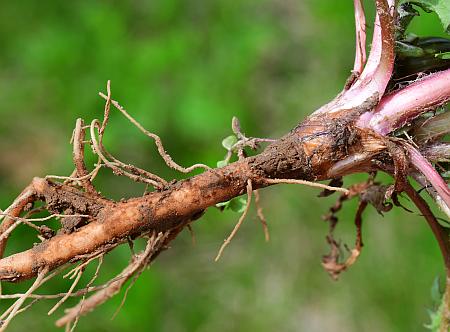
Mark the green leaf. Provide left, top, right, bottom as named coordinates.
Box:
left=424, top=276, right=445, bottom=330
left=424, top=314, right=440, bottom=330
left=436, top=218, right=450, bottom=228
left=424, top=304, right=443, bottom=330
left=396, top=41, right=425, bottom=57
left=397, top=3, right=420, bottom=38
left=216, top=160, right=228, bottom=168
left=401, top=0, right=450, bottom=33
left=433, top=0, right=450, bottom=33
left=430, top=276, right=442, bottom=304
left=216, top=201, right=230, bottom=209
left=216, top=197, right=247, bottom=213
left=228, top=197, right=247, bottom=213
left=404, top=0, right=433, bottom=12
left=435, top=51, right=450, bottom=59
left=222, top=135, right=238, bottom=151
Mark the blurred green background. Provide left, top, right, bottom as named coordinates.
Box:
left=0, top=1, right=448, bottom=331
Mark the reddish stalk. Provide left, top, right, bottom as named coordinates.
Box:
left=358, top=68, right=450, bottom=134
left=404, top=182, right=450, bottom=270
left=407, top=145, right=450, bottom=210
left=314, top=0, right=395, bottom=115
left=352, top=0, right=367, bottom=74
left=404, top=182, right=450, bottom=330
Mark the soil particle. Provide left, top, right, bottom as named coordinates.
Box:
left=38, top=179, right=105, bottom=217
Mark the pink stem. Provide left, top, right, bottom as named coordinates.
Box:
left=314, top=0, right=395, bottom=115
left=353, top=0, right=367, bottom=74
left=407, top=144, right=450, bottom=211
left=357, top=69, right=450, bottom=211
left=348, top=0, right=395, bottom=97
left=358, top=69, right=450, bottom=134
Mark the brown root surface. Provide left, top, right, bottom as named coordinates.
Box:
left=0, top=111, right=386, bottom=282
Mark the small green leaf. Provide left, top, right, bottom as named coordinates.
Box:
left=397, top=3, right=420, bottom=38
left=216, top=160, right=228, bottom=168
left=403, top=0, right=433, bottom=12
left=424, top=304, right=443, bottom=330
left=396, top=41, right=425, bottom=57
left=228, top=197, right=247, bottom=213
left=216, top=197, right=247, bottom=213
left=222, top=135, right=238, bottom=151
left=424, top=276, right=445, bottom=330
left=430, top=276, right=442, bottom=304
left=216, top=201, right=230, bottom=209
left=436, top=218, right=450, bottom=228
left=435, top=51, right=450, bottom=59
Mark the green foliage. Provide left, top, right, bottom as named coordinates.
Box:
left=216, top=197, right=248, bottom=213
left=216, top=135, right=238, bottom=168
left=397, top=3, right=421, bottom=38
left=393, top=36, right=450, bottom=78
left=222, top=135, right=238, bottom=151
left=424, top=277, right=444, bottom=331
left=216, top=160, right=228, bottom=168
left=430, top=276, right=442, bottom=304
left=216, top=134, right=247, bottom=212
left=400, top=0, right=450, bottom=33
left=396, top=41, right=426, bottom=57
left=436, top=51, right=450, bottom=58
left=424, top=305, right=443, bottom=331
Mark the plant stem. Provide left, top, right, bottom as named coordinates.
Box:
left=358, top=68, right=450, bottom=134
left=404, top=182, right=450, bottom=271
left=403, top=182, right=450, bottom=330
